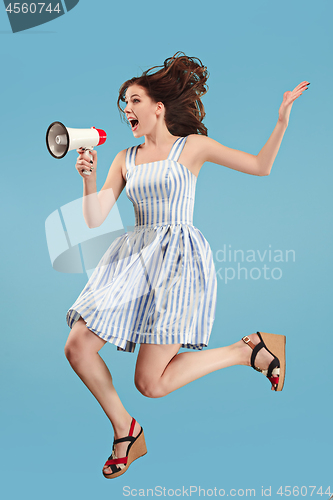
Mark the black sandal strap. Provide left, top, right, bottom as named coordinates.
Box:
left=109, top=463, right=121, bottom=474
left=250, top=341, right=265, bottom=369
left=267, top=357, right=280, bottom=379
left=257, top=332, right=276, bottom=359
left=113, top=436, right=136, bottom=445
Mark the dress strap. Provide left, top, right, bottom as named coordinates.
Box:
left=125, top=146, right=139, bottom=172
left=167, top=136, right=188, bottom=162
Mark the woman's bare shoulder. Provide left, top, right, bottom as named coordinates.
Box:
left=185, top=134, right=211, bottom=154
left=186, top=134, right=209, bottom=143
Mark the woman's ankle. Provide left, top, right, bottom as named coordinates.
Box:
left=112, top=415, right=139, bottom=439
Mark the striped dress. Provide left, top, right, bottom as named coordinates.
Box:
left=66, top=136, right=217, bottom=352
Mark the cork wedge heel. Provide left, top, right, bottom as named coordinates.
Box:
left=102, top=418, right=147, bottom=479
left=242, top=331, right=286, bottom=391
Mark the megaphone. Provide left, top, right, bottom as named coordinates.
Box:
left=46, top=121, right=107, bottom=175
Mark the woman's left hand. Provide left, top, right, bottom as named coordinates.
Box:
left=278, top=81, right=310, bottom=126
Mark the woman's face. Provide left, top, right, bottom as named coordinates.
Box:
left=124, top=84, right=163, bottom=138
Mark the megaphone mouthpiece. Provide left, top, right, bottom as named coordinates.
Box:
left=92, top=127, right=107, bottom=146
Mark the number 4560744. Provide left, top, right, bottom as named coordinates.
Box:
left=5, top=3, right=61, bottom=14
left=277, top=486, right=332, bottom=497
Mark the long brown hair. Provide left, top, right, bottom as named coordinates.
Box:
left=117, top=52, right=209, bottom=136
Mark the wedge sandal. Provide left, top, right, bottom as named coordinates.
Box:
left=102, top=417, right=147, bottom=479
left=242, top=331, right=286, bottom=391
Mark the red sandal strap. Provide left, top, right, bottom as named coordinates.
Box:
left=129, top=418, right=136, bottom=437
left=104, top=457, right=128, bottom=466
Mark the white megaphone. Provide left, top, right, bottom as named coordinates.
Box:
left=46, top=121, right=107, bottom=175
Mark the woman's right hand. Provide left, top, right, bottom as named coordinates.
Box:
left=278, top=81, right=310, bottom=127
left=75, top=148, right=97, bottom=181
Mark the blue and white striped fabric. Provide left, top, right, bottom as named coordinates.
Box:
left=66, top=136, right=217, bottom=352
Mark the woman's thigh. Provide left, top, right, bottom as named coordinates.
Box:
left=65, top=317, right=107, bottom=356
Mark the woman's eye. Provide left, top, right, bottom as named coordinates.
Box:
left=124, top=98, right=139, bottom=104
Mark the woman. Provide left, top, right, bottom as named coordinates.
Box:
left=64, top=52, right=309, bottom=479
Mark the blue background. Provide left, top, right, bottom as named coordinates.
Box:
left=1, top=0, right=332, bottom=498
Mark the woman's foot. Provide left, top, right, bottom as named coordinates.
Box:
left=103, top=418, right=142, bottom=476
left=238, top=332, right=278, bottom=390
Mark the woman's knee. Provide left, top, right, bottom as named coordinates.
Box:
left=64, top=334, right=83, bottom=365
left=134, top=374, right=165, bottom=398
left=134, top=344, right=180, bottom=398
left=64, top=319, right=92, bottom=364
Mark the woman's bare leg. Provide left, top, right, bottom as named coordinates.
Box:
left=64, top=318, right=141, bottom=474
left=134, top=333, right=276, bottom=398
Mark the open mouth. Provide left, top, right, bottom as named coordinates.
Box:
left=129, top=119, right=139, bottom=131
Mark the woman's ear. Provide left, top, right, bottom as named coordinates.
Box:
left=155, top=101, right=164, bottom=116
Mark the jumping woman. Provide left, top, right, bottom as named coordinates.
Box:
left=64, top=52, right=309, bottom=478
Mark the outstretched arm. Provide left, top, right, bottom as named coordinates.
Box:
left=194, top=81, right=309, bottom=176
left=256, top=80, right=310, bottom=175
